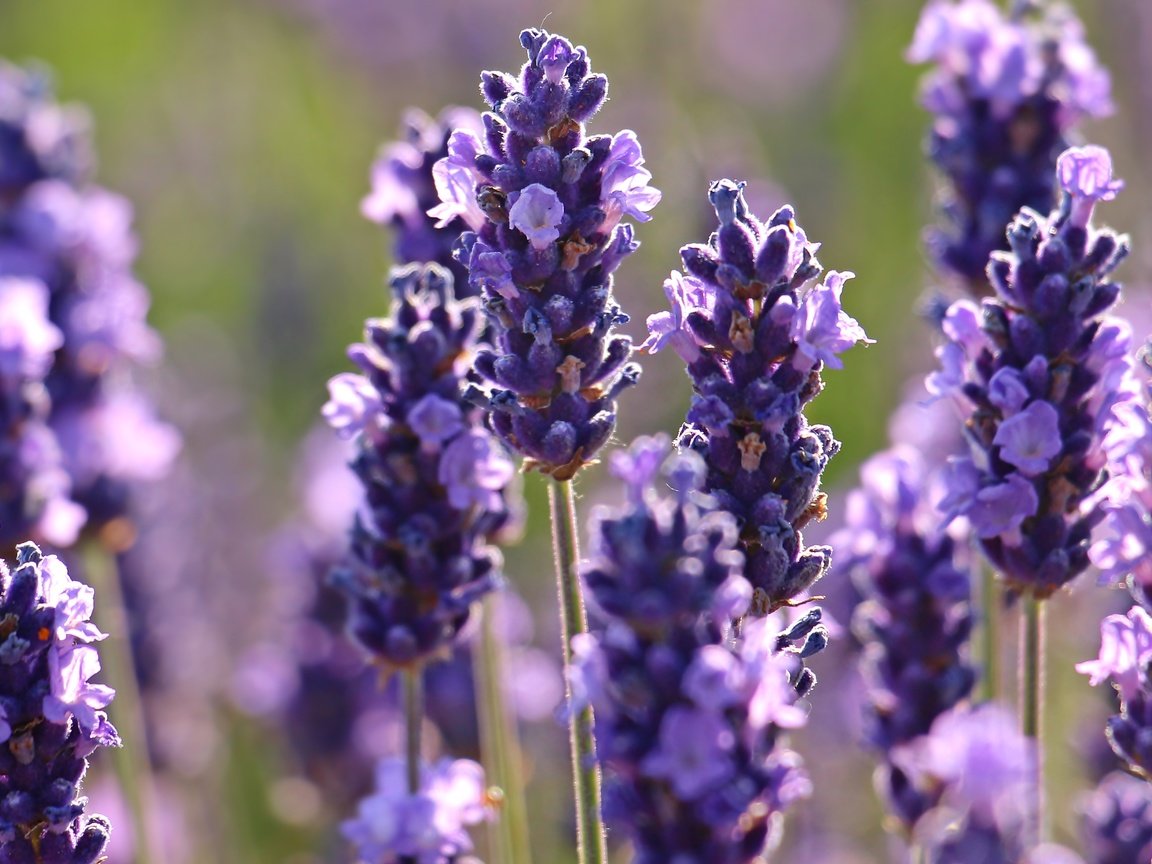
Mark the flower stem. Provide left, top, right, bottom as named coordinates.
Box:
left=404, top=667, right=423, bottom=795
left=1020, top=594, right=1045, bottom=844
left=979, top=562, right=1000, bottom=703
left=82, top=542, right=159, bottom=864
left=476, top=595, right=532, bottom=864
left=548, top=479, right=607, bottom=864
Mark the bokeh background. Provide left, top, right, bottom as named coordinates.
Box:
left=1, top=0, right=1149, bottom=861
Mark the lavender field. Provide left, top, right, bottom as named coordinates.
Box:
left=0, top=1, right=1150, bottom=862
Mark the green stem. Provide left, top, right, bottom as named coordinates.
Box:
left=979, top=563, right=1000, bottom=703
left=82, top=543, right=159, bottom=864
left=1020, top=594, right=1045, bottom=845
left=548, top=479, right=607, bottom=864
left=475, top=595, right=532, bottom=864
left=404, top=668, right=423, bottom=795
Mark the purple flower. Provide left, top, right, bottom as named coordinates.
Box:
left=909, top=0, right=1112, bottom=287
left=325, top=264, right=512, bottom=668
left=641, top=271, right=712, bottom=363
left=577, top=438, right=819, bottom=861
left=0, top=278, right=62, bottom=381
left=1080, top=771, right=1152, bottom=864
left=408, top=394, right=464, bottom=449
left=438, top=429, right=515, bottom=511
left=642, top=706, right=735, bottom=799
left=0, top=542, right=116, bottom=862
left=992, top=400, right=1062, bottom=476
left=833, top=443, right=975, bottom=830
left=1077, top=607, right=1152, bottom=702
left=447, top=29, right=658, bottom=479
left=361, top=108, right=483, bottom=288
left=1058, top=145, right=1124, bottom=228
left=790, top=270, right=871, bottom=371
left=342, top=757, right=490, bottom=864
left=652, top=180, right=864, bottom=611
left=927, top=144, right=1134, bottom=595
left=507, top=183, right=565, bottom=249
left=428, top=130, right=485, bottom=232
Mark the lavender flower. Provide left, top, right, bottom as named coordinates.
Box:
left=928, top=144, right=1133, bottom=597
left=442, top=29, right=661, bottom=479
left=342, top=756, right=490, bottom=864
left=908, top=0, right=1113, bottom=289
left=572, top=437, right=822, bottom=862
left=0, top=542, right=117, bottom=863
left=0, top=277, right=86, bottom=549
left=903, top=704, right=1037, bottom=862
left=834, top=446, right=975, bottom=830
left=0, top=61, right=178, bottom=547
left=644, top=179, right=868, bottom=613
left=1090, top=340, right=1152, bottom=598
left=324, top=263, right=514, bottom=669
left=1077, top=606, right=1152, bottom=777
left=362, top=108, right=483, bottom=289
left=1080, top=771, right=1152, bottom=864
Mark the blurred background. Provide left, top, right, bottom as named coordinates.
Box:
left=0, top=0, right=1148, bottom=861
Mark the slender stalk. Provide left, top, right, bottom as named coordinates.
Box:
left=548, top=479, right=607, bottom=864
left=979, top=562, right=1000, bottom=703
left=404, top=668, right=424, bottom=795
left=82, top=542, right=158, bottom=864
left=475, top=595, right=532, bottom=864
left=1019, top=594, right=1045, bottom=844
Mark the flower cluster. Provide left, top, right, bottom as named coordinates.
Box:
left=362, top=107, right=483, bottom=289
left=572, top=437, right=823, bottom=862
left=907, top=0, right=1113, bottom=288
left=644, top=179, right=868, bottom=613
left=342, top=757, right=490, bottom=864
left=928, top=145, right=1133, bottom=598
left=834, top=446, right=975, bottom=830
left=0, top=61, right=179, bottom=551
left=903, top=704, right=1037, bottom=862
left=1080, top=770, right=1152, bottom=864
left=437, top=29, right=661, bottom=479
left=324, top=263, right=514, bottom=669
left=0, top=542, right=118, bottom=863
left=1090, top=340, right=1152, bottom=601
left=1077, top=606, right=1152, bottom=777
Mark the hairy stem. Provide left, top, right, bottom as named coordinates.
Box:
left=979, top=562, right=1000, bottom=703
left=476, top=595, right=532, bottom=864
left=1020, top=594, right=1046, bottom=844
left=404, top=667, right=423, bottom=795
left=83, top=542, right=159, bottom=864
left=548, top=479, right=606, bottom=864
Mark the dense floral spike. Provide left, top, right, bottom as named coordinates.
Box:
left=573, top=437, right=823, bottom=862
left=437, top=29, right=660, bottom=479
left=0, top=277, right=86, bottom=548
left=0, top=61, right=179, bottom=548
left=342, top=756, right=490, bottom=864
left=644, top=179, right=868, bottom=612
left=834, top=446, right=975, bottom=830
left=362, top=108, right=483, bottom=289
left=1078, top=606, right=1152, bottom=777
left=324, top=263, right=514, bottom=669
left=1091, top=340, right=1152, bottom=600
left=905, top=704, right=1037, bottom=863
left=0, top=542, right=118, bottom=863
left=908, top=0, right=1112, bottom=289
left=928, top=145, right=1133, bottom=598
left=1080, top=770, right=1152, bottom=864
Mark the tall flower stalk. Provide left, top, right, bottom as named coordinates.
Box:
left=324, top=262, right=515, bottom=862
left=573, top=437, right=823, bottom=862
left=928, top=144, right=1134, bottom=840
left=442, top=28, right=661, bottom=862
left=643, top=179, right=868, bottom=615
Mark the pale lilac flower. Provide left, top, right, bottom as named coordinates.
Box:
left=1058, top=145, right=1124, bottom=227
left=428, top=130, right=485, bottom=231
left=993, top=400, right=1062, bottom=476
left=640, top=271, right=712, bottom=363
left=0, top=277, right=62, bottom=380
left=790, top=270, right=871, bottom=371
left=322, top=372, right=383, bottom=439
left=407, top=394, right=464, bottom=449
left=438, top=429, right=515, bottom=511
left=641, top=706, right=735, bottom=800
left=1077, top=607, right=1152, bottom=701
left=507, top=183, right=565, bottom=249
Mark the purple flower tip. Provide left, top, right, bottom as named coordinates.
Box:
left=1077, top=607, right=1152, bottom=702
left=438, top=429, right=516, bottom=511
left=508, top=183, right=565, bottom=249
left=1058, top=145, right=1123, bottom=228
left=407, top=394, right=464, bottom=448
